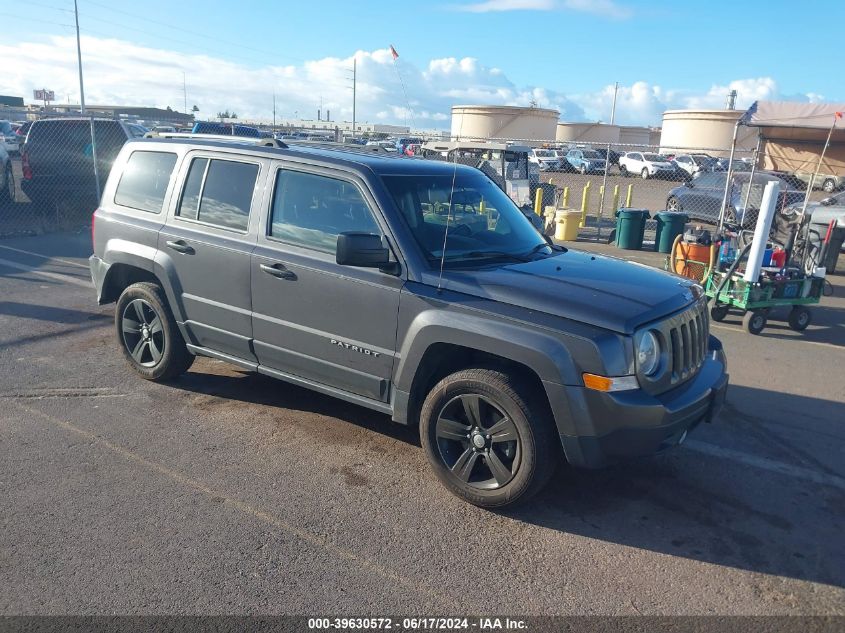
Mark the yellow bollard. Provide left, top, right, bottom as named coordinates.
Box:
left=534, top=188, right=543, bottom=216
left=580, top=181, right=591, bottom=228
left=562, top=186, right=570, bottom=208
left=612, top=185, right=620, bottom=215
left=626, top=183, right=633, bottom=208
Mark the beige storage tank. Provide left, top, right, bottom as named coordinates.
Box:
left=451, top=105, right=559, bottom=142
left=660, top=109, right=757, bottom=157
left=618, top=125, right=652, bottom=146
left=555, top=122, right=620, bottom=145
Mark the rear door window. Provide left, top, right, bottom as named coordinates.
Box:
left=114, top=150, right=177, bottom=213
left=176, top=157, right=259, bottom=232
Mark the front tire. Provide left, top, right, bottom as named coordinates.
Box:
left=822, top=178, right=836, bottom=193
left=710, top=304, right=729, bottom=322
left=742, top=309, right=767, bottom=335
left=641, top=168, right=650, bottom=180
left=419, top=368, right=558, bottom=509
left=666, top=196, right=682, bottom=212
left=115, top=282, right=194, bottom=381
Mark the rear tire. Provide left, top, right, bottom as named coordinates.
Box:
left=618, top=164, right=628, bottom=177
left=0, top=162, right=13, bottom=206
left=822, top=178, right=836, bottom=193
left=787, top=306, right=811, bottom=331
left=419, top=368, right=558, bottom=509
left=115, top=282, right=194, bottom=381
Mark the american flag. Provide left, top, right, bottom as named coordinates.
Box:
left=390, top=45, right=399, bottom=60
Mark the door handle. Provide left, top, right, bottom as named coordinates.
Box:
left=166, top=240, right=194, bottom=254
left=260, top=263, right=296, bottom=280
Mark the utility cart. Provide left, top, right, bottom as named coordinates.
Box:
left=705, top=269, right=823, bottom=335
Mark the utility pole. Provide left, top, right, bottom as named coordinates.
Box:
left=352, top=57, right=357, bottom=138
left=609, top=81, right=619, bottom=125
left=273, top=92, right=276, bottom=129
left=183, top=72, right=187, bottom=113
left=73, top=0, right=86, bottom=113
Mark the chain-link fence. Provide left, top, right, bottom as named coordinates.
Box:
left=2, top=113, right=837, bottom=242
left=416, top=133, right=837, bottom=247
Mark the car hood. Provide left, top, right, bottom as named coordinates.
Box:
left=423, top=249, right=700, bottom=334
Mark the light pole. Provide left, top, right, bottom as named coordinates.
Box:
left=73, top=0, right=86, bottom=113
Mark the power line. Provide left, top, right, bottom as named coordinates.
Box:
left=83, top=0, right=315, bottom=66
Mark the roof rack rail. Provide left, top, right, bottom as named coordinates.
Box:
left=143, top=131, right=287, bottom=149
left=284, top=139, right=395, bottom=155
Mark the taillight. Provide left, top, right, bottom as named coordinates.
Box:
left=21, top=150, right=32, bottom=180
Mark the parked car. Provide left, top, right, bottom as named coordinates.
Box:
left=594, top=147, right=622, bottom=166
left=551, top=149, right=576, bottom=172
left=151, top=125, right=177, bottom=133
left=714, top=158, right=753, bottom=173
left=666, top=171, right=804, bottom=227
left=20, top=117, right=134, bottom=208
left=790, top=171, right=845, bottom=193
left=528, top=148, right=560, bottom=171
left=15, top=121, right=32, bottom=142
left=673, top=154, right=717, bottom=178
left=127, top=123, right=149, bottom=138
left=395, top=136, right=422, bottom=154
left=618, top=152, right=675, bottom=179
left=565, top=149, right=607, bottom=174
left=366, top=140, right=397, bottom=151
left=191, top=121, right=261, bottom=138
left=89, top=136, right=727, bottom=508
left=1, top=120, right=20, bottom=153
left=0, top=141, right=13, bottom=207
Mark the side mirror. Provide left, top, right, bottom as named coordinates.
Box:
left=336, top=232, right=393, bottom=270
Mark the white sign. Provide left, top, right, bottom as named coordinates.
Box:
left=33, top=89, right=55, bottom=101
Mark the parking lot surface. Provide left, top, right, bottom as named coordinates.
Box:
left=0, top=232, right=843, bottom=615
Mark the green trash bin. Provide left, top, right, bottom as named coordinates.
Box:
left=654, top=211, right=689, bottom=253
left=615, top=209, right=650, bottom=250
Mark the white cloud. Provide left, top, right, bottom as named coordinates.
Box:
left=0, top=35, right=826, bottom=133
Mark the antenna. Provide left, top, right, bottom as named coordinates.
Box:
left=437, top=115, right=465, bottom=292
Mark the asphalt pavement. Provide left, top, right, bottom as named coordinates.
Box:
left=0, top=231, right=843, bottom=617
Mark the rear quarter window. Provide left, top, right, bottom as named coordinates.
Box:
left=114, top=151, right=178, bottom=213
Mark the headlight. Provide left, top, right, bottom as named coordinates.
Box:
left=637, top=331, right=660, bottom=376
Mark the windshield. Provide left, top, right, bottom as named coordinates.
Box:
left=582, top=151, right=601, bottom=159
left=643, top=153, right=663, bottom=162
left=381, top=171, right=548, bottom=265
left=535, top=150, right=554, bottom=157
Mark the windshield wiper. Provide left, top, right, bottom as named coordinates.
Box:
left=443, top=250, right=530, bottom=263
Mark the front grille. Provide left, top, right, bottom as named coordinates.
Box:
left=666, top=300, right=709, bottom=385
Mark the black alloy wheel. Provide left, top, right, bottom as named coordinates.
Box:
left=434, top=393, right=521, bottom=490
left=121, top=298, right=165, bottom=367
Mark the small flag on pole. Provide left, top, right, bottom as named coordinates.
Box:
left=836, top=112, right=843, bottom=119
left=390, top=44, right=399, bottom=60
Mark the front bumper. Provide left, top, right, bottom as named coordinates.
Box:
left=546, top=336, right=728, bottom=468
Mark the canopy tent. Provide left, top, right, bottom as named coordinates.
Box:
left=743, top=101, right=845, bottom=175
left=717, top=101, right=845, bottom=229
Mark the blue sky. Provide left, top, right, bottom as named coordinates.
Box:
left=2, top=0, right=842, bottom=129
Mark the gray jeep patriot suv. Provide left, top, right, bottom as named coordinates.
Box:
left=90, top=137, right=728, bottom=508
